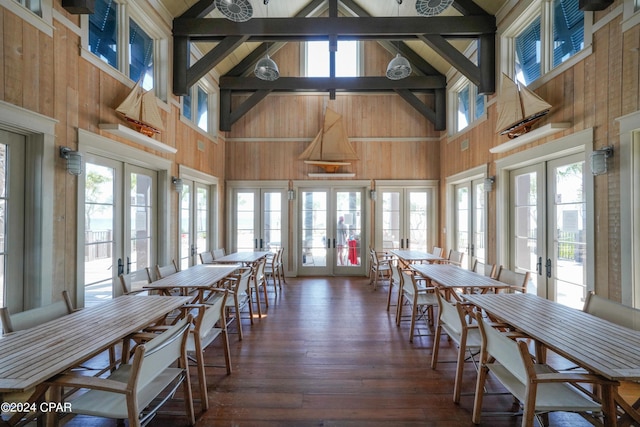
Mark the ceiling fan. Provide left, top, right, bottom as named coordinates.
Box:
left=415, top=0, right=454, bottom=16
left=215, top=0, right=253, bottom=22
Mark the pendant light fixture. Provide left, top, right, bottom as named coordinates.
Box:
left=254, top=0, right=280, bottom=81
left=386, top=0, right=412, bottom=80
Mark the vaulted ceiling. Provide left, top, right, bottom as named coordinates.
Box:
left=163, top=0, right=508, bottom=131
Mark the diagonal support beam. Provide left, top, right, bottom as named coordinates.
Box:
left=186, top=36, right=250, bottom=90
left=227, top=90, right=273, bottom=130
left=452, top=0, right=489, bottom=16
left=394, top=89, right=445, bottom=131
left=419, top=34, right=481, bottom=86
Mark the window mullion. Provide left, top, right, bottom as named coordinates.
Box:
left=540, top=0, right=554, bottom=75
left=118, top=1, right=129, bottom=77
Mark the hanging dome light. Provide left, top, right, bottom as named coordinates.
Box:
left=386, top=53, right=412, bottom=80
left=254, top=54, right=280, bottom=81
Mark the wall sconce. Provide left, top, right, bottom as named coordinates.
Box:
left=287, top=189, right=295, bottom=201
left=370, top=190, right=377, bottom=201
left=591, top=146, right=613, bottom=176
left=484, top=176, right=495, bottom=192
left=59, top=147, right=83, bottom=176
left=171, top=176, right=183, bottom=192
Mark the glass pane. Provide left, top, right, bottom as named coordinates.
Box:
left=236, top=192, right=255, bottom=251
left=474, top=90, right=485, bottom=120
left=197, top=86, right=208, bottom=132
left=515, top=16, right=541, bottom=85
left=381, top=192, right=401, bottom=251
left=183, top=93, right=192, bottom=120
left=263, top=192, right=281, bottom=252
left=15, top=0, right=42, bottom=16
left=336, top=191, right=362, bottom=267
left=196, top=186, right=209, bottom=257
left=84, top=163, right=115, bottom=305
left=553, top=161, right=586, bottom=308
left=129, top=173, right=152, bottom=273
left=301, top=191, right=327, bottom=267
left=306, top=41, right=359, bottom=77
left=513, top=172, right=538, bottom=290
left=89, top=0, right=118, bottom=69
left=457, top=85, right=470, bottom=131
left=408, top=191, right=428, bottom=252
left=180, top=184, right=191, bottom=270
left=456, top=186, right=469, bottom=261
left=553, top=0, right=584, bottom=67
left=473, top=182, right=486, bottom=263
left=129, top=19, right=154, bottom=90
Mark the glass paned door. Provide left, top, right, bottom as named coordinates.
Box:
left=300, top=190, right=327, bottom=269
left=378, top=188, right=432, bottom=253
left=179, top=180, right=209, bottom=269
left=336, top=190, right=363, bottom=269
left=453, top=179, right=486, bottom=269
left=231, top=187, right=286, bottom=255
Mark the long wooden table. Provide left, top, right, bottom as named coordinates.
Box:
left=410, top=263, right=511, bottom=299
left=144, top=264, right=240, bottom=301
left=389, top=249, right=444, bottom=265
left=0, top=295, right=190, bottom=396
left=464, top=292, right=640, bottom=426
left=212, top=251, right=270, bottom=265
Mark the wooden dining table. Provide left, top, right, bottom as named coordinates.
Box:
left=0, top=295, right=191, bottom=425
left=389, top=249, right=444, bottom=266
left=144, top=263, right=240, bottom=302
left=410, top=263, right=511, bottom=300
left=212, top=251, right=271, bottom=266
left=464, top=292, right=640, bottom=426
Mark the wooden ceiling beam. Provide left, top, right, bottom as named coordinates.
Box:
left=186, top=36, right=249, bottom=90
left=219, top=76, right=445, bottom=91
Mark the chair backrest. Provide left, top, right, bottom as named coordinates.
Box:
left=583, top=291, right=640, bottom=331
left=399, top=267, right=416, bottom=297
left=199, top=251, right=214, bottom=264
left=431, top=246, right=443, bottom=258
left=496, top=268, right=531, bottom=293
left=472, top=259, right=497, bottom=278
left=476, top=313, right=528, bottom=385
left=435, top=291, right=465, bottom=338
left=369, top=248, right=379, bottom=267
left=119, top=271, right=150, bottom=295
left=253, top=257, right=266, bottom=286
left=1, top=291, right=75, bottom=333
left=234, top=267, right=253, bottom=295
left=195, top=290, right=228, bottom=346
left=155, top=260, right=179, bottom=280
left=447, top=249, right=464, bottom=265
left=212, top=248, right=226, bottom=259
left=132, top=314, right=192, bottom=393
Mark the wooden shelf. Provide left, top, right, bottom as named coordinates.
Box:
left=489, top=123, right=571, bottom=154
left=99, top=123, right=177, bottom=154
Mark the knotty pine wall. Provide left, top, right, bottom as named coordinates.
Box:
left=0, top=5, right=225, bottom=304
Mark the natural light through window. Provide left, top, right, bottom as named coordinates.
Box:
left=306, top=41, right=359, bottom=77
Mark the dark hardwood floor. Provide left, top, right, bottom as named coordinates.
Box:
left=65, top=276, right=594, bottom=427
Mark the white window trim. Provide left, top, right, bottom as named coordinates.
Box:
left=616, top=109, right=640, bottom=307
left=0, top=0, right=53, bottom=37
left=77, top=129, right=172, bottom=307
left=178, top=165, right=221, bottom=252
left=79, top=0, right=171, bottom=105
left=0, top=100, right=56, bottom=308
left=499, top=0, right=593, bottom=89
left=300, top=40, right=363, bottom=77
left=494, top=128, right=595, bottom=293
left=623, top=0, right=640, bottom=32
left=180, top=80, right=218, bottom=141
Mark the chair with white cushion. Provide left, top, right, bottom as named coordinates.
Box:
left=47, top=315, right=195, bottom=427
left=395, top=266, right=438, bottom=342
left=199, top=251, right=215, bottom=264
left=1, top=291, right=75, bottom=334
left=472, top=313, right=612, bottom=426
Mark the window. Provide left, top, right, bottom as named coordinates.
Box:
left=14, top=0, right=41, bottom=16
left=197, top=87, right=208, bottom=132
left=182, top=83, right=215, bottom=134
left=508, top=0, right=586, bottom=86
left=83, top=0, right=168, bottom=99
left=453, top=81, right=485, bottom=133
left=304, top=41, right=360, bottom=77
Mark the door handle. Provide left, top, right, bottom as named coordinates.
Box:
left=254, top=239, right=258, bottom=249
left=117, top=258, right=124, bottom=276
left=405, top=238, right=409, bottom=248
left=537, top=257, right=543, bottom=276
left=400, top=239, right=404, bottom=249
left=470, top=244, right=474, bottom=257
left=333, top=238, right=336, bottom=249
left=545, top=258, right=552, bottom=278
left=126, top=256, right=131, bottom=274
left=260, top=239, right=263, bottom=250
left=191, top=244, right=196, bottom=257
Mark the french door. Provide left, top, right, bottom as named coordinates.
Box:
left=376, top=185, right=436, bottom=253
left=83, top=157, right=157, bottom=306
left=453, top=179, right=486, bottom=269
left=297, top=187, right=366, bottom=276
left=231, top=187, right=286, bottom=254
left=179, top=180, right=210, bottom=269
left=509, top=153, right=586, bottom=308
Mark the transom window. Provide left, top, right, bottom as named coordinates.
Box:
left=305, top=41, right=360, bottom=77
left=455, top=82, right=485, bottom=132
left=511, top=0, right=585, bottom=86
left=182, top=83, right=216, bottom=135
left=129, top=19, right=154, bottom=90
left=14, top=0, right=41, bottom=16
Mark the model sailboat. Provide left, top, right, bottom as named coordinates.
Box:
left=496, top=73, right=551, bottom=139
left=115, top=82, right=164, bottom=137
left=298, top=108, right=358, bottom=173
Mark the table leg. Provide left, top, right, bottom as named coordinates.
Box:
left=600, top=382, right=618, bottom=427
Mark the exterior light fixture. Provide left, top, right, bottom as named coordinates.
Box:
left=59, top=147, right=83, bottom=176
left=484, top=176, right=495, bottom=192
left=591, top=146, right=613, bottom=176
left=172, top=176, right=183, bottom=192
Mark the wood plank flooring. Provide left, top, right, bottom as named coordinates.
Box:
left=64, top=276, right=594, bottom=426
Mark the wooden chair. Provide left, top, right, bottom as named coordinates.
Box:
left=496, top=268, right=531, bottom=293
left=387, top=257, right=401, bottom=312
left=199, top=251, right=215, bottom=264
left=264, top=250, right=281, bottom=295
left=250, top=257, right=267, bottom=317
left=47, top=315, right=195, bottom=427
left=395, top=265, right=438, bottom=342
left=431, top=246, right=444, bottom=258
left=1, top=291, right=75, bottom=334
left=274, top=247, right=286, bottom=285
left=431, top=291, right=482, bottom=403
left=369, top=247, right=393, bottom=290
left=223, top=266, right=254, bottom=340
left=118, top=271, right=151, bottom=296
left=443, top=249, right=464, bottom=266
left=472, top=313, right=612, bottom=426
left=471, top=259, right=498, bottom=279
left=212, top=248, right=226, bottom=259
left=155, top=259, right=179, bottom=280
